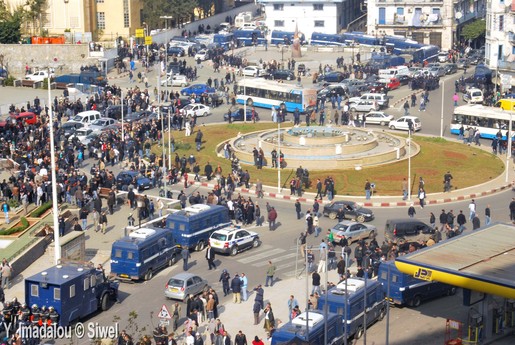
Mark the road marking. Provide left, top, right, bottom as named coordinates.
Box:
left=253, top=252, right=300, bottom=267
left=237, top=248, right=286, bottom=264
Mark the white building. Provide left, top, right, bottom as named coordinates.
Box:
left=485, top=0, right=515, bottom=90
left=366, top=0, right=486, bottom=51
left=258, top=0, right=363, bottom=40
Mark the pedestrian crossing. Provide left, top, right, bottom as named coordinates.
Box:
left=235, top=244, right=305, bottom=278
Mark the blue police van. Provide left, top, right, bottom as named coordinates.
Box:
left=165, top=204, right=231, bottom=251
left=25, top=262, right=119, bottom=326
left=377, top=260, right=457, bottom=308
left=271, top=311, right=344, bottom=345
left=110, top=227, right=181, bottom=281
left=318, top=278, right=386, bottom=340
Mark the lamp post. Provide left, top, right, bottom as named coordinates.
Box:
left=243, top=73, right=247, bottom=123
left=47, top=65, right=61, bottom=264
left=407, top=130, right=411, bottom=201
left=506, top=113, right=513, bottom=183
left=440, top=79, right=445, bottom=138
left=343, top=252, right=349, bottom=345
left=121, top=89, right=124, bottom=141
left=143, top=22, right=149, bottom=70
left=277, top=119, right=281, bottom=193
left=158, top=74, right=166, bottom=191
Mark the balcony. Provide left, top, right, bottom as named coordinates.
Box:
left=376, top=0, right=443, bottom=3
left=457, top=9, right=486, bottom=24
left=498, top=61, right=515, bottom=71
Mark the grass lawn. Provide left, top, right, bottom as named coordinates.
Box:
left=152, top=123, right=504, bottom=196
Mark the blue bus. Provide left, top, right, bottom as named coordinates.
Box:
left=213, top=33, right=234, bottom=50
left=233, top=29, right=267, bottom=47
left=310, top=32, right=346, bottom=46
left=384, top=36, right=423, bottom=55
left=270, top=30, right=306, bottom=46
left=412, top=45, right=440, bottom=64
left=110, top=227, right=181, bottom=281
left=271, top=311, right=344, bottom=345
left=378, top=260, right=457, bottom=307
left=342, top=32, right=381, bottom=46
left=165, top=204, right=231, bottom=251
left=318, top=278, right=386, bottom=340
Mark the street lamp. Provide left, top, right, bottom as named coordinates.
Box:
left=407, top=131, right=411, bottom=201
left=121, top=89, right=124, bottom=141
left=440, top=79, right=445, bottom=138
left=243, top=73, right=247, bottom=124
left=143, top=22, right=149, bottom=70
left=277, top=118, right=281, bottom=193
left=506, top=113, right=513, bottom=183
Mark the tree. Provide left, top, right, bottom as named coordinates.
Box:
left=197, top=0, right=214, bottom=18
left=460, top=19, right=486, bottom=43
left=141, top=0, right=170, bottom=31
left=0, top=4, right=23, bottom=44
left=24, top=0, right=48, bottom=35
left=168, top=0, right=198, bottom=27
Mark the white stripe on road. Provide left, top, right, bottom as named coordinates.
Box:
left=237, top=248, right=286, bottom=264
left=253, top=252, right=300, bottom=267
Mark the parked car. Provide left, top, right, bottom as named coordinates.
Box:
left=180, top=103, right=211, bottom=117
left=317, top=85, right=346, bottom=100
left=89, top=118, right=119, bottom=132
left=116, top=170, right=153, bottom=191
left=297, top=63, right=306, bottom=76
left=164, top=273, right=208, bottom=302
left=322, top=200, right=374, bottom=222
left=123, top=111, right=147, bottom=123
left=271, top=69, right=295, bottom=81
left=181, top=84, right=216, bottom=96
left=437, top=51, right=449, bottom=63
left=209, top=228, right=260, bottom=255
left=330, top=220, right=377, bottom=245
left=444, top=63, right=458, bottom=75
left=167, top=46, right=186, bottom=57
left=194, top=49, right=211, bottom=61
left=242, top=66, right=266, bottom=77
left=365, top=111, right=395, bottom=126
left=68, top=127, right=97, bottom=142
left=456, top=58, right=470, bottom=70
left=408, top=67, right=422, bottom=78
left=318, top=71, right=345, bottom=83
left=10, top=112, right=38, bottom=125
left=349, top=100, right=379, bottom=112
left=389, top=116, right=422, bottom=131
left=104, top=105, right=129, bottom=119
left=223, top=108, right=259, bottom=122
left=25, top=70, right=54, bottom=82
left=384, top=77, right=401, bottom=90
left=161, top=74, right=189, bottom=87
left=428, top=66, right=446, bottom=78
left=384, top=218, right=435, bottom=242
left=61, top=122, right=84, bottom=139
left=397, top=74, right=411, bottom=86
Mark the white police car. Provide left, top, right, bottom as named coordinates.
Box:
left=209, top=227, right=260, bottom=256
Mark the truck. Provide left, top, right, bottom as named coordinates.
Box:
left=318, top=278, right=386, bottom=341
left=367, top=52, right=406, bottom=72
left=110, top=227, right=182, bottom=281
left=377, top=260, right=457, bottom=308
left=25, top=262, right=119, bottom=326
left=54, top=71, right=107, bottom=87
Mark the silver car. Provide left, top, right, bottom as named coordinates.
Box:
left=330, top=220, right=377, bottom=245
left=164, top=273, right=208, bottom=302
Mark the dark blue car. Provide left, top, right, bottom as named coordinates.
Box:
left=116, top=171, right=153, bottom=191
left=181, top=84, right=216, bottom=96
left=318, top=71, right=345, bottom=83
left=224, top=108, right=259, bottom=122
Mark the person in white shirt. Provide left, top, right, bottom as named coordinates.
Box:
left=469, top=199, right=476, bottom=221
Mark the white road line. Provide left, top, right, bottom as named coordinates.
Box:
left=253, top=252, right=301, bottom=267
left=237, top=248, right=286, bottom=264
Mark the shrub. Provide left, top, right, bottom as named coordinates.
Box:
left=0, top=217, right=30, bottom=235
left=7, top=198, right=20, bottom=209
left=29, top=201, right=53, bottom=218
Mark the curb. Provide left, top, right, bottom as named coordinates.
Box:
left=108, top=72, right=129, bottom=80
left=187, top=178, right=513, bottom=208
left=391, top=89, right=425, bottom=108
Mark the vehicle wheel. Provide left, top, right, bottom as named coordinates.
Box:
left=196, top=241, right=205, bottom=252
left=447, top=287, right=457, bottom=296
left=329, top=212, right=337, bottom=220
left=246, top=98, right=254, bottom=106
left=252, top=238, right=260, bottom=248
left=350, top=108, right=357, bottom=112
left=230, top=245, right=239, bottom=256
left=355, top=326, right=364, bottom=339
left=287, top=76, right=293, bottom=81
left=181, top=83, right=186, bottom=87
left=410, top=295, right=422, bottom=308
left=101, top=293, right=110, bottom=311
left=380, top=121, right=386, bottom=126
left=203, top=112, right=208, bottom=117
left=378, top=308, right=386, bottom=321
left=389, top=125, right=396, bottom=130
left=368, top=230, right=375, bottom=239
left=144, top=269, right=153, bottom=281
left=357, top=215, right=366, bottom=223
left=253, top=73, right=257, bottom=77
left=168, top=254, right=177, bottom=267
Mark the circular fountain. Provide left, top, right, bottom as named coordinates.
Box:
left=218, top=126, right=419, bottom=170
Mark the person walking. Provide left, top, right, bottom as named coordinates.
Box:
left=1, top=260, right=12, bottom=289
left=219, top=269, right=231, bottom=296
left=268, top=207, right=277, bottom=231
left=181, top=246, right=191, bottom=271
left=365, top=179, right=371, bottom=200
left=254, top=284, right=264, bottom=310
left=408, top=204, right=416, bottom=218
left=263, top=305, right=275, bottom=336
left=402, top=178, right=408, bottom=200
left=403, top=100, right=410, bottom=116
left=91, top=209, right=100, bottom=232
left=231, top=274, right=242, bottom=304
left=206, top=243, right=216, bottom=270
left=469, top=199, right=476, bottom=221
left=240, top=273, right=248, bottom=301
left=2, top=201, right=10, bottom=224
left=485, top=205, right=491, bottom=225
left=100, top=211, right=108, bottom=234
left=264, top=261, right=276, bottom=287
left=295, top=200, right=302, bottom=220
left=418, top=188, right=426, bottom=208
left=311, top=271, right=321, bottom=295
left=287, top=295, right=299, bottom=321
left=253, top=299, right=261, bottom=325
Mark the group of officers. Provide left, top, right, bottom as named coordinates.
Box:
left=1, top=298, right=60, bottom=334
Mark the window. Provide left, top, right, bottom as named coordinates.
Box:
left=97, top=12, right=106, bottom=30
left=84, top=277, right=90, bottom=290
left=123, top=0, right=129, bottom=28
left=54, top=288, right=61, bottom=301
left=91, top=275, right=97, bottom=287
left=313, top=4, right=324, bottom=10
left=314, top=20, right=325, bottom=27
left=397, top=7, right=404, bottom=15
left=96, top=0, right=104, bottom=2
left=127, top=251, right=134, bottom=260
left=31, top=284, right=39, bottom=297
left=499, top=15, right=504, bottom=31
left=273, top=4, right=284, bottom=10
left=70, top=284, right=76, bottom=298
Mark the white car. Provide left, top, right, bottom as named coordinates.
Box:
left=438, top=51, right=449, bottom=63
left=89, top=118, right=119, bottom=132
left=25, top=70, right=55, bottom=82
left=209, top=227, right=260, bottom=256
left=68, top=128, right=98, bottom=142
left=162, top=75, right=189, bottom=87
left=194, top=49, right=210, bottom=61
left=180, top=103, right=211, bottom=117
left=389, top=116, right=422, bottom=131
left=365, top=111, right=395, bottom=126
left=242, top=66, right=266, bottom=77
left=349, top=100, right=379, bottom=112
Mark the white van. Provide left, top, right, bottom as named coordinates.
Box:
left=68, top=110, right=102, bottom=127
left=463, top=88, right=484, bottom=104
left=378, top=66, right=410, bottom=80
left=349, top=93, right=389, bottom=108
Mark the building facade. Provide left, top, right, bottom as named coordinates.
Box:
left=366, top=0, right=486, bottom=51
left=258, top=0, right=362, bottom=40
left=485, top=0, right=515, bottom=90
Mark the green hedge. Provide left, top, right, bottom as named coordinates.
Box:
left=29, top=201, right=53, bottom=218
left=0, top=217, right=29, bottom=235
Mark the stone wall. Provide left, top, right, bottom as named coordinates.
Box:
left=11, top=236, right=52, bottom=279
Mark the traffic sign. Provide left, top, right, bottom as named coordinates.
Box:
left=136, top=29, right=144, bottom=38
left=145, top=36, right=152, bottom=45
left=157, top=304, right=172, bottom=319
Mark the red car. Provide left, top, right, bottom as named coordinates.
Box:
left=10, top=112, right=38, bottom=125
left=385, top=78, right=401, bottom=90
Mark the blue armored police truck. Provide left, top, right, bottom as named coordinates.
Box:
left=165, top=204, right=231, bottom=251
left=318, top=278, right=386, bottom=340
left=25, top=262, right=119, bottom=326
left=271, top=310, right=344, bottom=345
left=110, top=227, right=182, bottom=281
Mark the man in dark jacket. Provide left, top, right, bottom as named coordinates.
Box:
left=231, top=274, right=242, bottom=303
left=268, top=207, right=277, bottom=231
left=205, top=243, right=216, bottom=270
left=204, top=162, right=213, bottom=180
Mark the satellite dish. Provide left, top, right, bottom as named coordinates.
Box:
left=455, top=12, right=463, bottom=20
